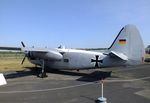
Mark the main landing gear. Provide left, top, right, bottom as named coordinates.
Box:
left=38, top=60, right=48, bottom=78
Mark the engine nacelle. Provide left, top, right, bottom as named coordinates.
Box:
left=26, top=50, right=63, bottom=61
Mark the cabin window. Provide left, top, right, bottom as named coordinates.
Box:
left=64, top=59, right=69, bottom=62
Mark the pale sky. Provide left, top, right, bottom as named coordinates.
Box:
left=0, top=0, right=150, bottom=48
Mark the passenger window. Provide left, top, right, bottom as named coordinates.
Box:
left=64, top=59, right=69, bottom=62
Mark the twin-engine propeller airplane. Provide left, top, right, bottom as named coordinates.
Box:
left=21, top=24, right=145, bottom=78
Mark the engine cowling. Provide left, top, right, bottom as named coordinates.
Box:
left=25, top=50, right=63, bottom=61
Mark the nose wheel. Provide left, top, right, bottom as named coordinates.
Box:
left=39, top=60, right=48, bottom=78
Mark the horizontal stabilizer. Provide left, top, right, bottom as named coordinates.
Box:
left=109, top=51, right=128, bottom=61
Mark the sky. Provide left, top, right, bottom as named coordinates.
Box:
left=0, top=0, right=150, bottom=48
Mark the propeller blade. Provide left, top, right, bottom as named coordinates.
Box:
left=21, top=56, right=26, bottom=65
left=21, top=41, right=25, bottom=47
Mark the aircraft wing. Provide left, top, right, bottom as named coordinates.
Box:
left=109, top=51, right=128, bottom=61
left=24, top=48, right=63, bottom=61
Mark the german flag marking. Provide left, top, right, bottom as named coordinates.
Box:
left=119, top=39, right=126, bottom=44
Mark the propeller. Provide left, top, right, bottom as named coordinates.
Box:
left=21, top=41, right=25, bottom=47
left=20, top=41, right=47, bottom=78
left=21, top=41, right=27, bottom=65
left=21, top=56, right=26, bottom=65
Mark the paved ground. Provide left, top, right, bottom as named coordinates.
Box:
left=0, top=64, right=150, bottom=103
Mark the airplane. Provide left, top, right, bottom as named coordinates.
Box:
left=21, top=24, right=145, bottom=78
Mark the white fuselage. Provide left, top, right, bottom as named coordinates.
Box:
left=29, top=48, right=108, bottom=70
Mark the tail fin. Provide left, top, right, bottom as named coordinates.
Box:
left=108, top=24, right=145, bottom=64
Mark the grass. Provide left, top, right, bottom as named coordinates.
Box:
left=0, top=52, right=35, bottom=72
left=145, top=54, right=150, bottom=58
left=0, top=58, right=35, bottom=72
left=145, top=54, right=150, bottom=62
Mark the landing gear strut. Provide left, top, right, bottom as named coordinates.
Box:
left=39, top=60, right=48, bottom=78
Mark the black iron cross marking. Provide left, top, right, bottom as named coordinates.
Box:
left=91, top=55, right=103, bottom=68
